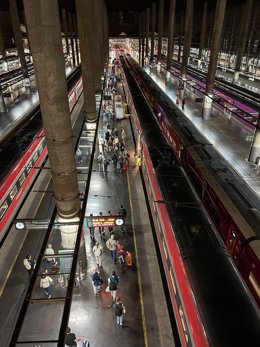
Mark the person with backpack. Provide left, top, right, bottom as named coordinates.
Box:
left=23, top=254, right=36, bottom=278
left=108, top=270, right=119, bottom=304
left=90, top=268, right=103, bottom=295
left=113, top=297, right=126, bottom=326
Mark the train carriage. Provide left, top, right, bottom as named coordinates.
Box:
left=120, top=57, right=260, bottom=347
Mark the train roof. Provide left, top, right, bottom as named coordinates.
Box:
left=138, top=64, right=260, bottom=241
left=122, top=58, right=260, bottom=347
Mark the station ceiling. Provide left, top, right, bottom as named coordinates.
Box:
left=0, top=0, right=248, bottom=38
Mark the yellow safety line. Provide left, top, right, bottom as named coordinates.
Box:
left=127, top=169, right=149, bottom=347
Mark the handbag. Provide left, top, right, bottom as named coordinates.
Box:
left=123, top=305, right=126, bottom=314
left=105, top=286, right=110, bottom=292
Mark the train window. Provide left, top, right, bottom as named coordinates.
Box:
left=38, top=144, right=43, bottom=153
left=179, top=306, right=189, bottom=343
left=0, top=201, right=8, bottom=219
left=170, top=268, right=177, bottom=295
left=33, top=153, right=38, bottom=164
left=19, top=172, right=26, bottom=186
left=10, top=185, right=18, bottom=200
left=249, top=272, right=260, bottom=299
left=27, top=161, right=32, bottom=173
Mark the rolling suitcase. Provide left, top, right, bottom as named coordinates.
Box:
left=125, top=252, right=132, bottom=266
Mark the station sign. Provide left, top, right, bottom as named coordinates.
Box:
left=85, top=215, right=125, bottom=228
left=14, top=219, right=50, bottom=230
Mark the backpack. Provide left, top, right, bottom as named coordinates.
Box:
left=114, top=303, right=123, bottom=316
left=109, top=275, right=118, bottom=291
left=23, top=258, right=31, bottom=270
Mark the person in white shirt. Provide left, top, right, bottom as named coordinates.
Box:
left=93, top=242, right=103, bottom=269
left=40, top=274, right=53, bottom=298
left=44, top=243, right=57, bottom=272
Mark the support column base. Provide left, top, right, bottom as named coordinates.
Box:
left=202, top=94, right=213, bottom=120
left=233, top=70, right=240, bottom=82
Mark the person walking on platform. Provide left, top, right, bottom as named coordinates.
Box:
left=88, top=213, right=95, bottom=240
left=108, top=270, right=119, bottom=304
left=76, top=147, right=82, bottom=164
left=113, top=297, right=126, bottom=326
left=98, top=153, right=104, bottom=172
left=106, top=234, right=117, bottom=263
left=118, top=204, right=127, bottom=232
left=43, top=243, right=57, bottom=272
left=65, top=327, right=85, bottom=347
left=90, top=268, right=103, bottom=295
left=93, top=242, right=103, bottom=269
left=40, top=274, right=53, bottom=299
left=107, top=210, right=114, bottom=234
left=23, top=254, right=36, bottom=278
left=98, top=212, right=105, bottom=238
left=182, top=98, right=186, bottom=110
left=103, top=158, right=110, bottom=175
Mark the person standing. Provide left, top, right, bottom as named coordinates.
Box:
left=76, top=147, right=82, bottom=164
left=113, top=297, right=126, bottom=326
left=118, top=204, right=127, bottom=232
left=106, top=234, right=117, bottom=263
left=23, top=255, right=36, bottom=278
left=182, top=98, right=186, bottom=110
left=88, top=213, right=95, bottom=240
left=44, top=243, right=57, bottom=272
left=93, top=242, right=103, bottom=269
left=40, top=274, right=53, bottom=299
left=103, top=158, right=110, bottom=175
left=108, top=270, right=119, bottom=304
left=98, top=211, right=105, bottom=238
left=65, top=327, right=83, bottom=347
left=107, top=210, right=114, bottom=234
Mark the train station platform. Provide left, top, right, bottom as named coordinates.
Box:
left=0, top=61, right=175, bottom=346
left=145, top=64, right=260, bottom=198
left=0, top=66, right=74, bottom=143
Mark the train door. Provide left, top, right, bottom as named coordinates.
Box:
left=226, top=225, right=237, bottom=257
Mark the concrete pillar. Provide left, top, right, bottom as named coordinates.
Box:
left=0, top=89, right=7, bottom=113
left=73, top=14, right=79, bottom=66
left=233, top=0, right=253, bottom=81
left=0, top=17, right=6, bottom=60
left=62, top=9, right=70, bottom=59
left=142, top=11, right=145, bottom=66
left=248, top=126, right=260, bottom=163
left=138, top=13, right=142, bottom=65
left=23, top=0, right=81, bottom=220
left=76, top=0, right=98, bottom=121
left=198, top=2, right=208, bottom=63
left=150, top=3, right=156, bottom=60
left=68, top=12, right=76, bottom=67
left=181, top=0, right=194, bottom=81
left=202, top=0, right=226, bottom=119
left=178, top=11, right=184, bottom=62
left=166, top=0, right=176, bottom=70
left=95, top=0, right=104, bottom=76
left=157, top=0, right=164, bottom=61
left=9, top=0, right=28, bottom=78
left=145, top=7, right=150, bottom=57
left=103, top=3, right=109, bottom=62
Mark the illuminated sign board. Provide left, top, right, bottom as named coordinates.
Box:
left=85, top=215, right=125, bottom=228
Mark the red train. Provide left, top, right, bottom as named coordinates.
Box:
left=122, top=57, right=260, bottom=308
left=0, top=70, right=83, bottom=242
left=121, top=57, right=260, bottom=347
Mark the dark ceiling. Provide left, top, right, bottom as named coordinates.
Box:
left=0, top=0, right=246, bottom=13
